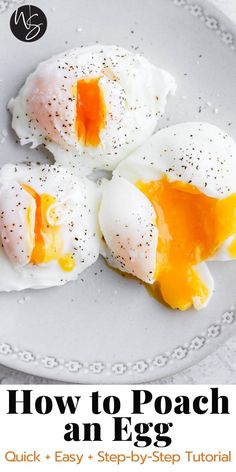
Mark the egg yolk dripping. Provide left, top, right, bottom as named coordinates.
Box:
left=137, top=178, right=236, bottom=311
left=21, top=184, right=75, bottom=272
left=73, top=77, right=106, bottom=147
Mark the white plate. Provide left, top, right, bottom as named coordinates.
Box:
left=0, top=0, right=236, bottom=384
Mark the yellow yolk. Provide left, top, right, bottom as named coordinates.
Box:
left=73, top=77, right=106, bottom=147
left=58, top=253, right=76, bottom=272
left=228, top=237, right=236, bottom=257
left=137, top=177, right=236, bottom=311
left=22, top=184, right=75, bottom=271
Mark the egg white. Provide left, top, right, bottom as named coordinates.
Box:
left=115, top=122, right=236, bottom=262
left=99, top=122, right=236, bottom=309
left=99, top=175, right=158, bottom=283
left=9, top=44, right=176, bottom=173
left=115, top=122, right=236, bottom=198
left=99, top=175, right=214, bottom=309
left=0, top=164, right=101, bottom=291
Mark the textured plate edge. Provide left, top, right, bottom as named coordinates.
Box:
left=171, top=0, right=236, bottom=52
left=0, top=306, right=235, bottom=383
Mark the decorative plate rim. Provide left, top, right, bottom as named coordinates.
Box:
left=0, top=308, right=235, bottom=378
left=172, top=0, right=236, bottom=52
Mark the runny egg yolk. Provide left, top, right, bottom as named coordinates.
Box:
left=137, top=177, right=236, bottom=311
left=22, top=184, right=75, bottom=272
left=73, top=77, right=106, bottom=147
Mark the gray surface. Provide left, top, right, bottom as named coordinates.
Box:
left=0, top=0, right=236, bottom=384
